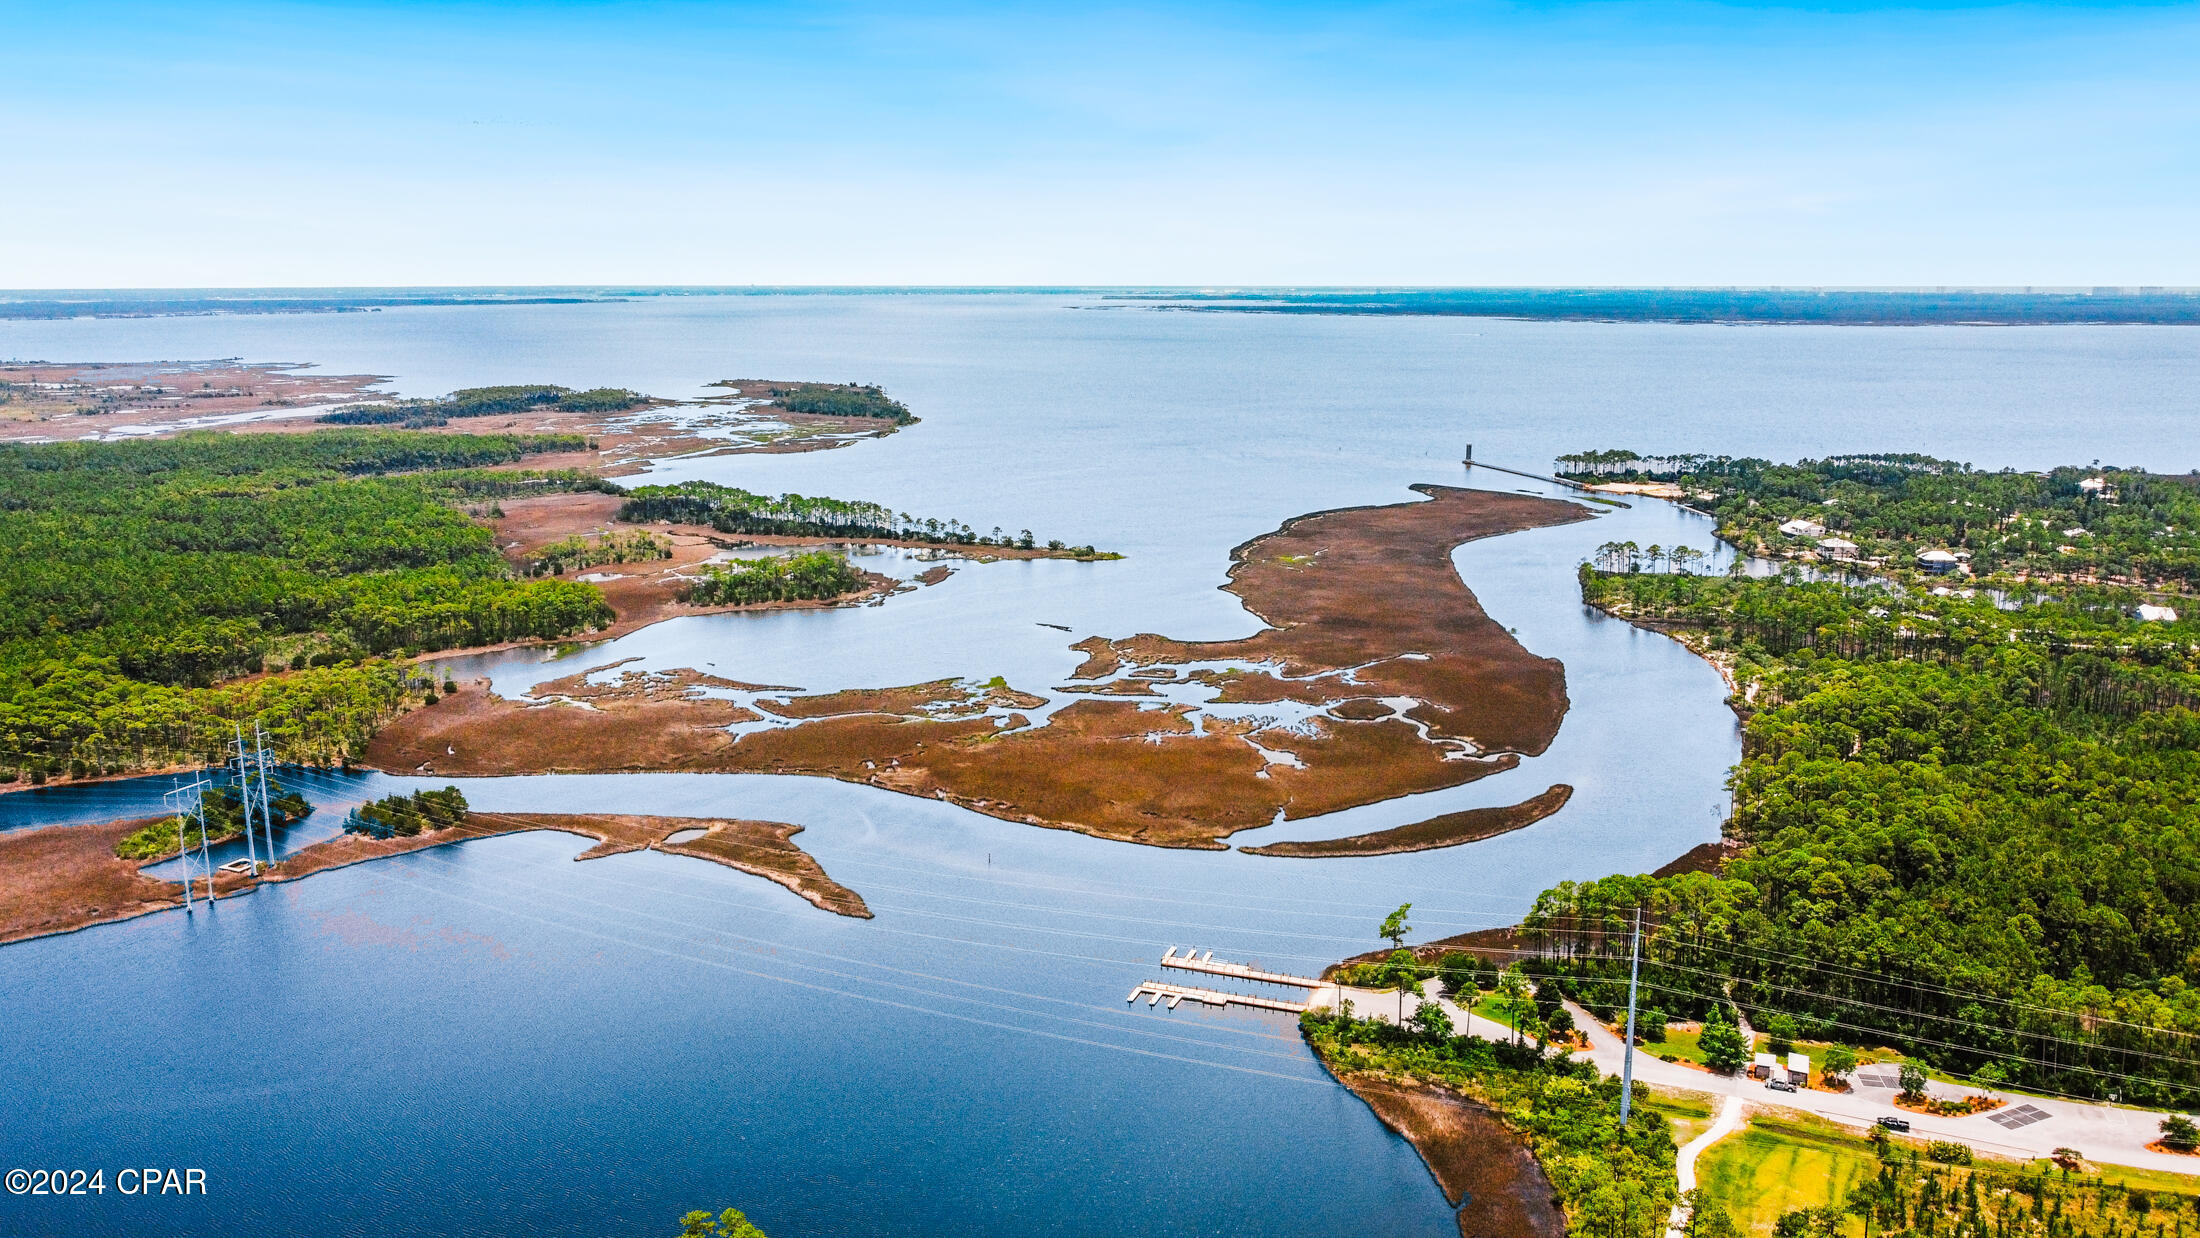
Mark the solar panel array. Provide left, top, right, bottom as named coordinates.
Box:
left=1856, top=1069, right=1901, bottom=1089
left=1988, top=1103, right=2052, bottom=1129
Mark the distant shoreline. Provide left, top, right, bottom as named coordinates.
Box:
left=1114, top=288, right=2200, bottom=326
left=9, top=286, right=2200, bottom=324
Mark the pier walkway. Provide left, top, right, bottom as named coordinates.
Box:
left=1160, top=946, right=1323, bottom=991
left=1127, top=981, right=1309, bottom=1013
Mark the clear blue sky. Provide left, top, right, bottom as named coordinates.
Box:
left=4, top=1, right=2196, bottom=286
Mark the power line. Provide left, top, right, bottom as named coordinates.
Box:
left=356, top=852, right=1336, bottom=1089
left=383, top=845, right=1318, bottom=1066
left=1519, top=912, right=2200, bottom=1046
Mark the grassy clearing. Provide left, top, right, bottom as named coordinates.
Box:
left=2076, top=1159, right=2200, bottom=1194
left=1643, top=1089, right=1717, bottom=1147
left=1647, top=1024, right=1717, bottom=1066
left=1696, top=1113, right=1879, bottom=1234
left=1468, top=993, right=1524, bottom=1035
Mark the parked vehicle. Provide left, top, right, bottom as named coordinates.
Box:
left=1877, top=1116, right=1912, bottom=1132
left=1767, top=1078, right=1797, bottom=1093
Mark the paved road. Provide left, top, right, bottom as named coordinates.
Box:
left=1317, top=981, right=2200, bottom=1177
left=1557, top=998, right=2200, bottom=1175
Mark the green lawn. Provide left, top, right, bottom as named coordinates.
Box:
left=1644, top=1024, right=1718, bottom=1066
left=1695, top=1114, right=1880, bottom=1235
left=1469, top=992, right=1524, bottom=1034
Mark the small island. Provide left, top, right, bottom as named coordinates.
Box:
left=0, top=783, right=868, bottom=946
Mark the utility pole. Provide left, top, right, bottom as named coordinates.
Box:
left=1620, top=905, right=1642, bottom=1126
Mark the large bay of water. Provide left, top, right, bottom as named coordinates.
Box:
left=3, top=296, right=2193, bottom=1237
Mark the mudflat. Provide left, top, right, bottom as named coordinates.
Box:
left=1240, top=784, right=1573, bottom=857
left=1334, top=1073, right=1566, bottom=1238
left=0, top=810, right=866, bottom=945
left=366, top=486, right=1593, bottom=849
left=274, top=812, right=870, bottom=918
left=0, top=817, right=251, bottom=944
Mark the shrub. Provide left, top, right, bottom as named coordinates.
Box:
left=2161, top=1115, right=2200, bottom=1152
left=1899, top=1061, right=1930, bottom=1100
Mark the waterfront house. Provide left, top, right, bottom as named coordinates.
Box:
left=1786, top=1052, right=1811, bottom=1085
left=1779, top=518, right=1826, bottom=539
left=1751, top=1051, right=1781, bottom=1080
left=1917, top=549, right=1962, bottom=575
left=1817, top=537, right=1859, bottom=560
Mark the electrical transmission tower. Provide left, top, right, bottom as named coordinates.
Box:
left=226, top=723, right=284, bottom=873
left=164, top=776, right=218, bottom=912
left=230, top=727, right=263, bottom=875
left=252, top=722, right=280, bottom=863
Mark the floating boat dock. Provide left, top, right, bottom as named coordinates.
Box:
left=1160, top=946, right=1322, bottom=991
left=1127, top=981, right=1309, bottom=1013
left=1125, top=948, right=1329, bottom=1014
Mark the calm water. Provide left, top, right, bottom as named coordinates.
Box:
left=3, top=296, right=2193, bottom=1237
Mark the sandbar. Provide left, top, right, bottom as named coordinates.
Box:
left=1240, top=785, right=1572, bottom=857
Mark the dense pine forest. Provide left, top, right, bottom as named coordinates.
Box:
left=761, top=382, right=913, bottom=423
left=317, top=383, right=647, bottom=428
left=0, top=431, right=613, bottom=780
left=1518, top=538, right=2200, bottom=1102
left=616, top=479, right=1108, bottom=556
left=681, top=551, right=867, bottom=605
left=1555, top=452, right=2200, bottom=592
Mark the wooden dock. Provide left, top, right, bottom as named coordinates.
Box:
left=1126, top=981, right=1309, bottom=1013
left=1160, top=946, right=1321, bottom=991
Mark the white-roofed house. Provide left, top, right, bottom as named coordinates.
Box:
left=1779, top=518, right=1826, bottom=539
left=1752, top=1051, right=1781, bottom=1080
left=1917, top=548, right=1962, bottom=575
left=2136, top=604, right=2180, bottom=623
left=1786, top=1052, right=1811, bottom=1086
left=1818, top=537, right=1859, bottom=561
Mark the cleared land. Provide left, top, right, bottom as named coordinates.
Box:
left=1693, top=1113, right=1898, bottom=1234
left=366, top=487, right=1593, bottom=849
